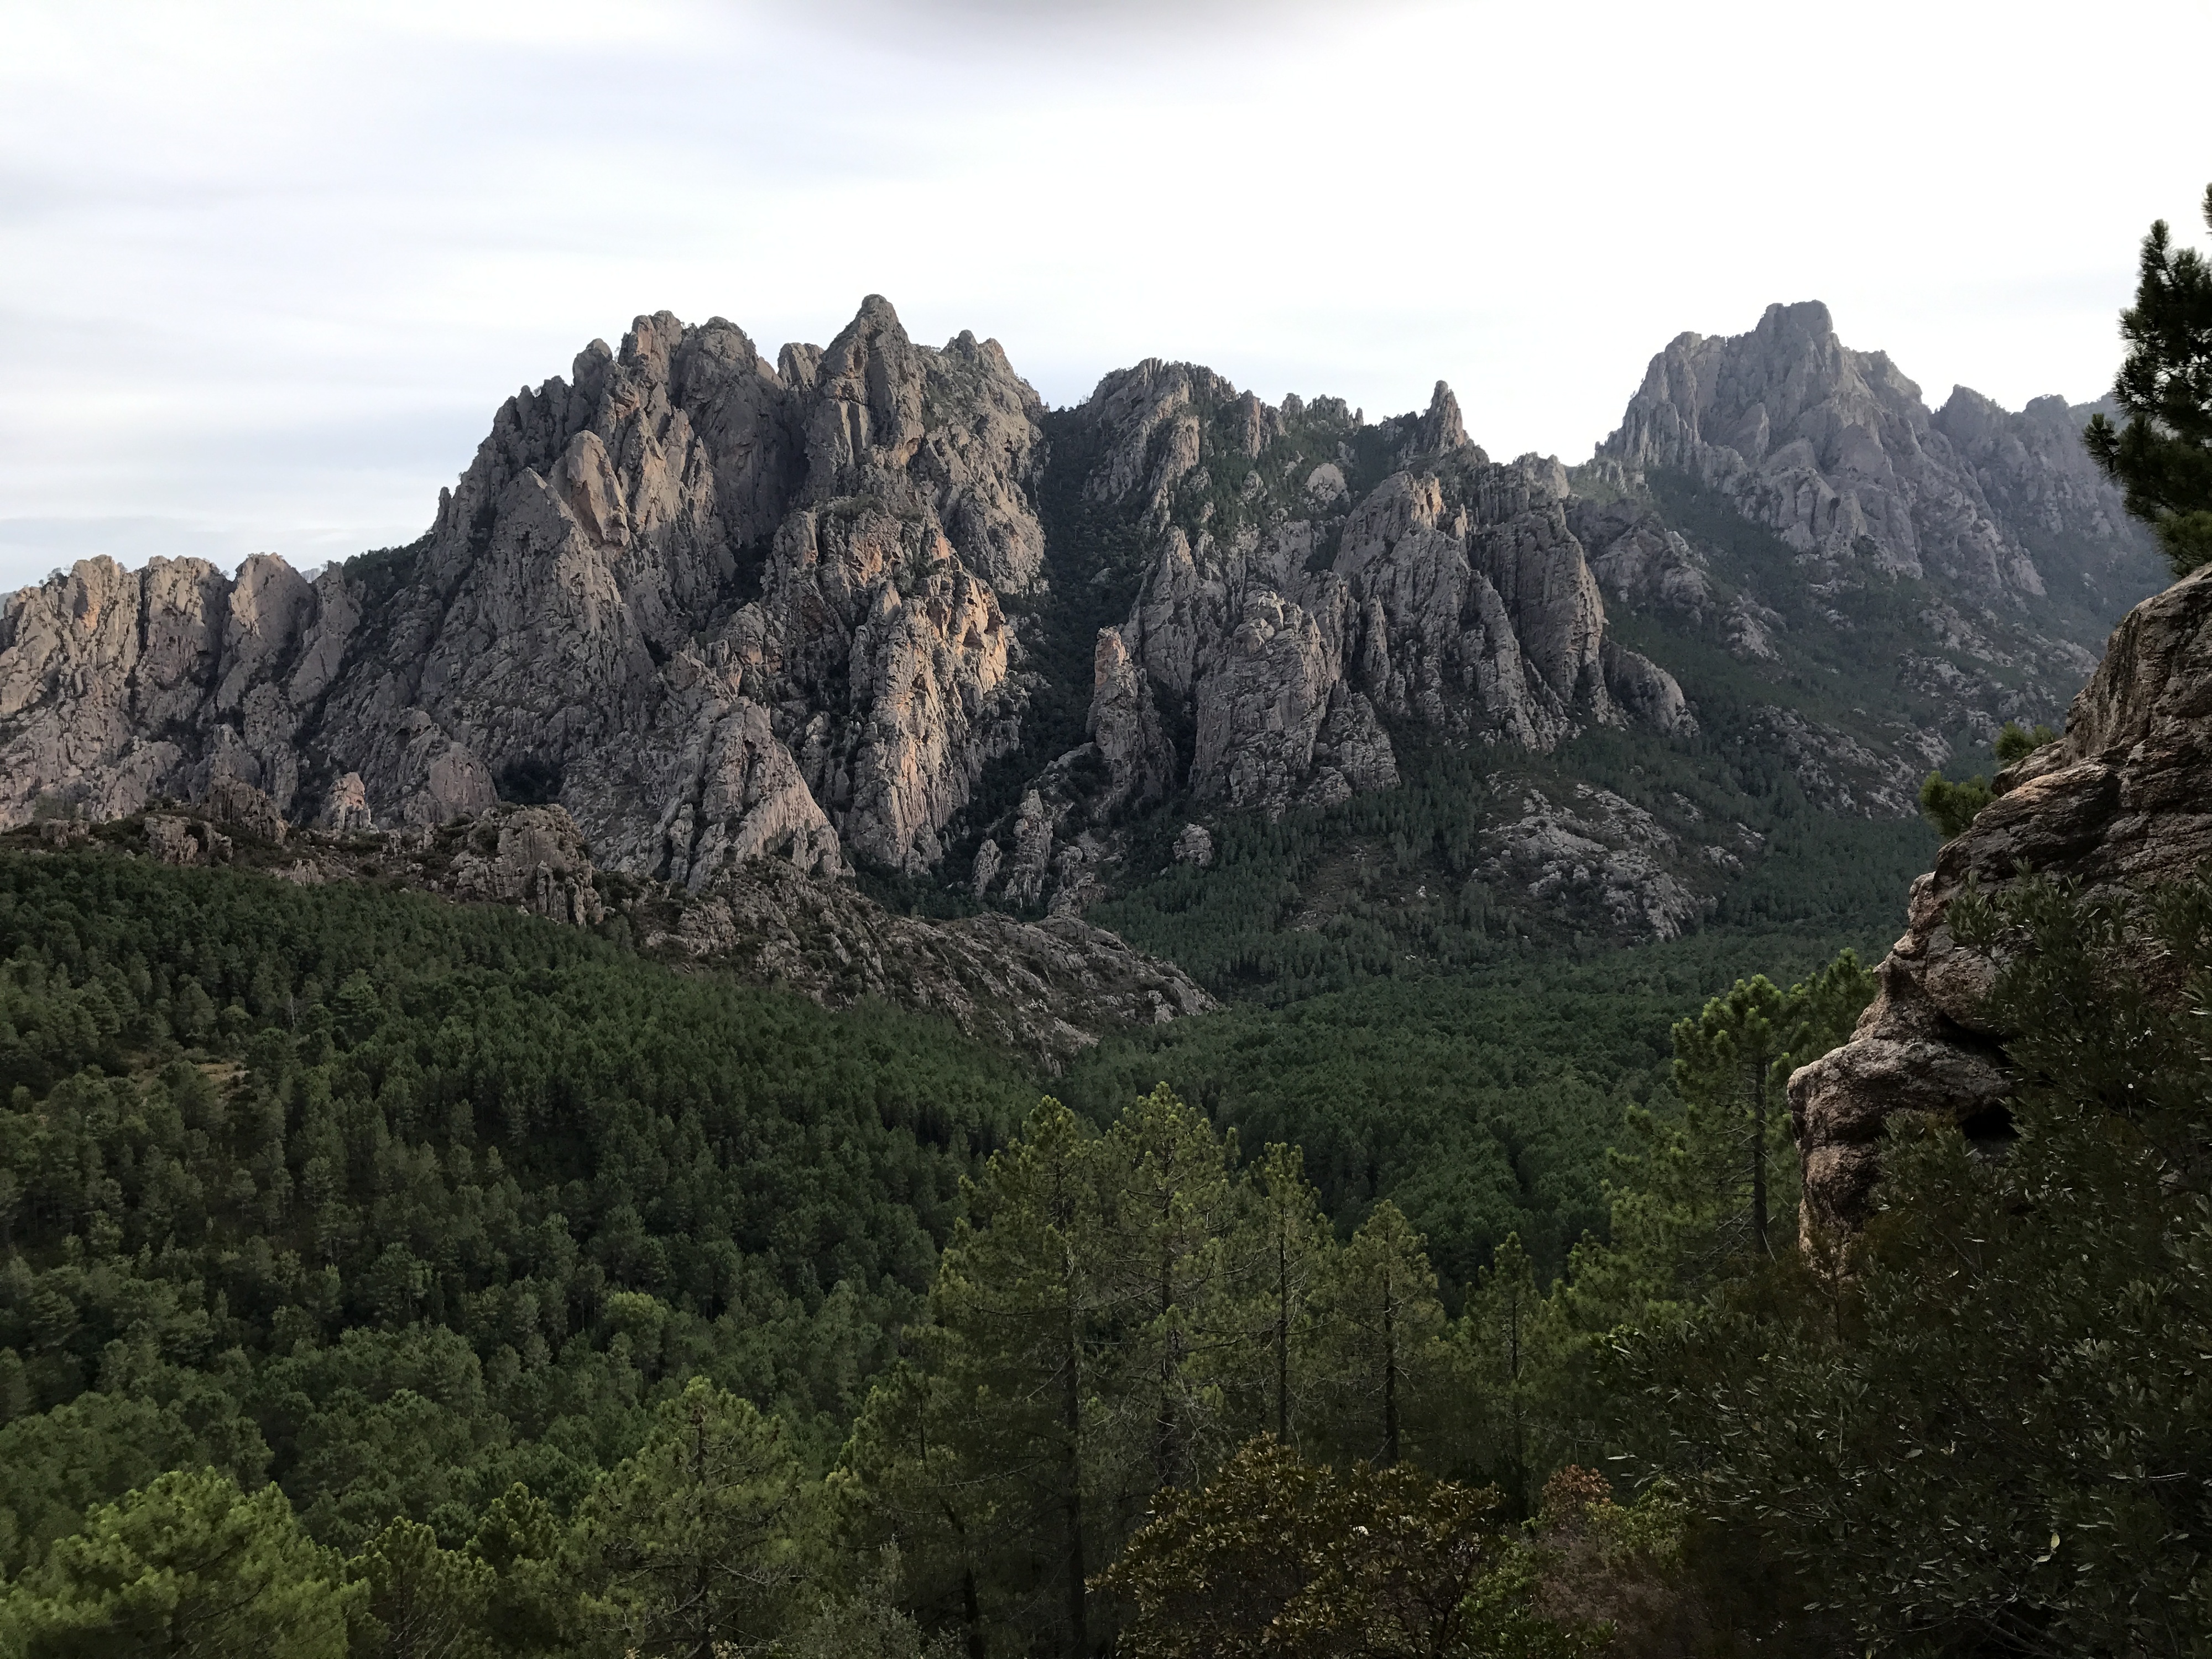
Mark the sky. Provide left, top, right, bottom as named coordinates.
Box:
left=3, top=0, right=2208, bottom=590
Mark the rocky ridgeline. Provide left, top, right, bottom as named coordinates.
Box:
left=0, top=298, right=1041, bottom=883
left=0, top=294, right=2164, bottom=951
left=1597, top=300, right=2144, bottom=609
left=1790, top=562, right=2212, bottom=1238
left=966, top=367, right=1697, bottom=922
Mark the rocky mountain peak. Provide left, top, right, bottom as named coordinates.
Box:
left=1415, top=380, right=1468, bottom=456
left=0, top=296, right=1050, bottom=886
left=1045, top=359, right=1689, bottom=839
left=1593, top=299, right=2167, bottom=628
left=0, top=295, right=2167, bottom=958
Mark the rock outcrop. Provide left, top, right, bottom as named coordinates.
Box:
left=0, top=297, right=1043, bottom=888
left=1595, top=301, right=2159, bottom=613
left=7, top=787, right=1209, bottom=1063
left=1790, top=562, right=2212, bottom=1238
left=1480, top=785, right=1705, bottom=941
left=1068, top=367, right=1692, bottom=825
left=638, top=859, right=1214, bottom=1068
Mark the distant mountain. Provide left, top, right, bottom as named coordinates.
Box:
left=0, top=296, right=2166, bottom=987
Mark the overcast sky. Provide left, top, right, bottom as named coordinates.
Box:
left=3, top=0, right=2207, bottom=589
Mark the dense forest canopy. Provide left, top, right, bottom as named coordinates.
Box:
left=4, top=833, right=2198, bottom=1656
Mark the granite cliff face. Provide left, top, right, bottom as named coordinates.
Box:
left=1596, top=301, right=2151, bottom=609
left=0, top=295, right=2166, bottom=967
left=1789, top=562, right=2212, bottom=1239
left=1091, top=369, right=1693, bottom=811
left=0, top=298, right=1040, bottom=884
left=952, top=363, right=1696, bottom=919
left=1574, top=301, right=2163, bottom=824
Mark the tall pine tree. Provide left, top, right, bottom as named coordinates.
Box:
left=2086, top=183, right=2212, bottom=575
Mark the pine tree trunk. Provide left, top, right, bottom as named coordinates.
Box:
left=1155, top=1241, right=1176, bottom=1491
left=692, top=1401, right=713, bottom=1659
left=1751, top=1068, right=1770, bottom=1257
left=1062, top=1267, right=1088, bottom=1657
left=1275, top=1216, right=1290, bottom=1443
left=1382, top=1262, right=1400, bottom=1468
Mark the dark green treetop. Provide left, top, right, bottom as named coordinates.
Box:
left=2086, top=184, right=2212, bottom=575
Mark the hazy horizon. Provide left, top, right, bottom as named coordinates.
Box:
left=4, top=0, right=2206, bottom=588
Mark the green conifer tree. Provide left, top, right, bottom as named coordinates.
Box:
left=0, top=1468, right=358, bottom=1658
left=2086, top=184, right=2212, bottom=575
left=1241, top=1144, right=1334, bottom=1448
left=1095, top=1086, right=1248, bottom=1504
left=1307, top=1203, right=1452, bottom=1470
left=575, top=1378, right=806, bottom=1659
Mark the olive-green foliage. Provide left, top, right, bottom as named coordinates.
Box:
left=1665, top=952, right=1873, bottom=1261
left=1918, top=770, right=1994, bottom=839
left=1068, top=930, right=1885, bottom=1288
left=0, top=850, right=1034, bottom=1571
left=349, top=1515, right=494, bottom=1659
left=1994, top=721, right=2058, bottom=766
left=1615, top=872, right=2212, bottom=1655
left=0, top=1467, right=358, bottom=1658
left=575, top=1378, right=807, bottom=1656
left=2086, top=184, right=2212, bottom=575
left=1302, top=1204, right=1454, bottom=1473
left=1354, top=948, right=1877, bottom=1514
left=837, top=1089, right=1477, bottom=1658
left=1095, top=1437, right=1593, bottom=1659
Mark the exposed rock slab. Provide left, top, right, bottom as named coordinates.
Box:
left=1480, top=784, right=1706, bottom=941
left=637, top=860, right=1215, bottom=1067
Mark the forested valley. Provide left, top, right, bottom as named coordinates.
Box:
left=0, top=811, right=2203, bottom=1656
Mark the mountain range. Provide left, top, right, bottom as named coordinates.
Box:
left=0, top=295, right=2164, bottom=1029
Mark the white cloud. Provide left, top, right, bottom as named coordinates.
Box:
left=2, top=0, right=2206, bottom=586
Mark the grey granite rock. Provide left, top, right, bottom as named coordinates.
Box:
left=0, top=297, right=1046, bottom=888
left=1072, top=375, right=1693, bottom=821
left=1596, top=300, right=2160, bottom=615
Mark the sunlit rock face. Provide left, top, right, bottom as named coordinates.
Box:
left=0, top=298, right=1047, bottom=883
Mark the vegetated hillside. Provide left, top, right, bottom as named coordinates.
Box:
left=1065, top=924, right=1884, bottom=1290
left=3, top=571, right=2203, bottom=1653
left=0, top=849, right=1037, bottom=1541
left=0, top=837, right=1898, bottom=1658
